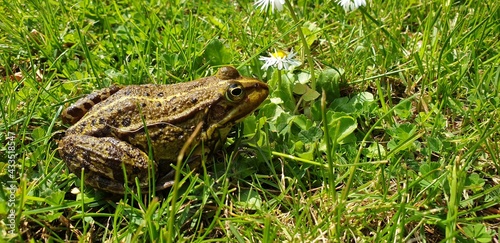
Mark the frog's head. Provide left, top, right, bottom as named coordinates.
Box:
left=203, top=66, right=269, bottom=138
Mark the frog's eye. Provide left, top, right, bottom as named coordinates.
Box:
left=226, top=83, right=245, bottom=102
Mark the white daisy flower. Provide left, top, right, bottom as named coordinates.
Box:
left=254, top=0, right=285, bottom=13
left=338, top=0, right=366, bottom=12
left=259, top=49, right=301, bottom=71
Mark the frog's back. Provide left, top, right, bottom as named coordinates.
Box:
left=65, top=77, right=224, bottom=137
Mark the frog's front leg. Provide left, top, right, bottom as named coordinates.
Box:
left=154, top=155, right=202, bottom=191
left=58, top=135, right=155, bottom=193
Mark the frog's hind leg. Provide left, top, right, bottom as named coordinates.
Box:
left=58, top=135, right=155, bottom=193
left=62, top=85, right=122, bottom=125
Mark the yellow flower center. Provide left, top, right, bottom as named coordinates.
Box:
left=271, top=50, right=287, bottom=59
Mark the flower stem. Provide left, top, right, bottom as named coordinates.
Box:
left=284, top=0, right=316, bottom=90
left=277, top=69, right=282, bottom=88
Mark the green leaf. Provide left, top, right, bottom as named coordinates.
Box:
left=464, top=173, right=485, bottom=192
left=276, top=112, right=292, bottom=135
left=293, top=83, right=308, bottom=95
left=291, top=114, right=309, bottom=130
left=418, top=162, right=442, bottom=188
left=394, top=99, right=412, bottom=119
left=45, top=190, right=66, bottom=206
left=297, top=72, right=311, bottom=84
left=326, top=111, right=357, bottom=144
left=236, top=189, right=262, bottom=211
left=242, top=115, right=257, bottom=135
left=259, top=102, right=283, bottom=122
left=293, top=83, right=319, bottom=101
left=427, top=137, right=443, bottom=152
left=463, top=224, right=493, bottom=243
left=296, top=142, right=316, bottom=161
left=203, top=39, right=231, bottom=65
left=316, top=68, right=342, bottom=98
left=362, top=143, right=386, bottom=159
left=303, top=88, right=320, bottom=101
left=31, top=127, right=46, bottom=140
left=244, top=116, right=269, bottom=148
left=387, top=123, right=417, bottom=140
left=298, top=126, right=323, bottom=144
left=330, top=92, right=375, bottom=115
left=272, top=89, right=295, bottom=112
left=39, top=212, right=64, bottom=223
left=61, top=82, right=75, bottom=93
left=309, top=99, right=323, bottom=122
left=330, top=97, right=353, bottom=113
left=348, top=92, right=375, bottom=109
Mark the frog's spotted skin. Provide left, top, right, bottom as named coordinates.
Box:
left=62, top=85, right=122, bottom=125
left=58, top=67, right=269, bottom=194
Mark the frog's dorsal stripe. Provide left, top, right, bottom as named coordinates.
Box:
left=69, top=78, right=267, bottom=138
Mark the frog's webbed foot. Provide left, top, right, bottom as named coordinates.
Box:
left=155, top=155, right=202, bottom=191
left=155, top=175, right=175, bottom=191
left=58, top=135, right=154, bottom=194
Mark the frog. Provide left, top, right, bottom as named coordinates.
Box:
left=58, top=66, right=269, bottom=194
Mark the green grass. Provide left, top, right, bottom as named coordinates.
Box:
left=1, top=0, right=499, bottom=242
